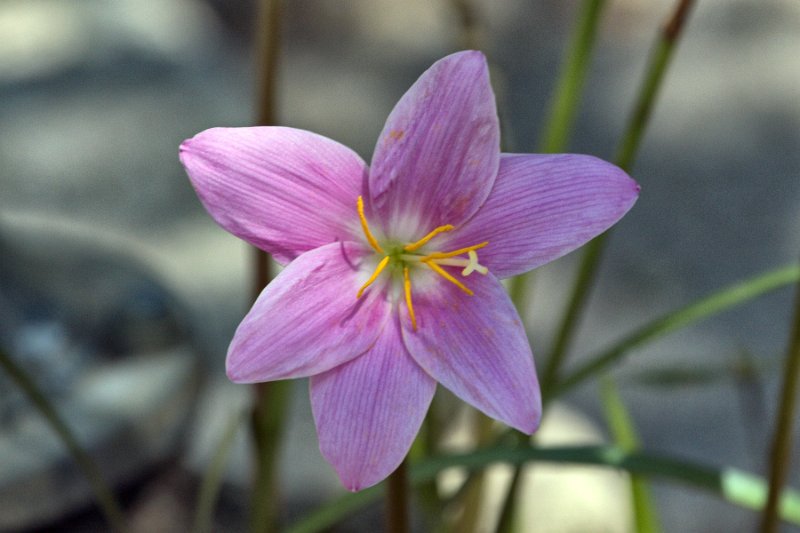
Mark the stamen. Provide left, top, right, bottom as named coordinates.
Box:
left=403, top=224, right=455, bottom=252
left=424, top=261, right=474, bottom=296
left=403, top=266, right=417, bottom=331
left=419, top=241, right=488, bottom=261
left=357, top=195, right=384, bottom=254
left=461, top=250, right=489, bottom=276
left=357, top=256, right=390, bottom=298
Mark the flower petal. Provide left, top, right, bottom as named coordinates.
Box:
left=226, top=242, right=390, bottom=383
left=311, top=317, right=435, bottom=491
left=443, top=154, right=640, bottom=278
left=369, top=51, right=500, bottom=237
left=401, top=270, right=541, bottom=433
left=180, top=126, right=367, bottom=264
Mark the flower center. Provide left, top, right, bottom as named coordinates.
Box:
left=355, top=195, right=489, bottom=331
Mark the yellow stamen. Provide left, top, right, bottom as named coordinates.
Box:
left=420, top=241, right=489, bottom=261
left=403, top=224, right=455, bottom=252
left=403, top=266, right=417, bottom=331
left=357, top=256, right=390, bottom=298
left=357, top=195, right=384, bottom=254
left=424, top=260, right=474, bottom=296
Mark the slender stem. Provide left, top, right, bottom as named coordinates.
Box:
left=542, top=0, right=697, bottom=390
left=614, top=0, right=695, bottom=170
left=540, top=233, right=605, bottom=393
left=554, top=264, right=800, bottom=399
left=194, top=411, right=245, bottom=533
left=449, top=411, right=497, bottom=533
left=254, top=0, right=282, bottom=128
left=386, top=460, right=410, bottom=533
left=493, top=469, right=522, bottom=533
left=250, top=380, right=292, bottom=533
left=600, top=377, right=662, bottom=533
left=249, top=1, right=288, bottom=533
left=507, top=0, right=607, bottom=310
left=449, top=0, right=482, bottom=51
left=539, top=0, right=607, bottom=154
left=0, top=348, right=126, bottom=532
left=760, top=260, right=800, bottom=532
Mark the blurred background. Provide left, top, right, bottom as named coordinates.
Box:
left=0, top=0, right=799, bottom=531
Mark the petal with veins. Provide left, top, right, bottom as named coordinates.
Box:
left=369, top=51, right=500, bottom=237
left=401, top=270, right=541, bottom=433
left=181, top=126, right=367, bottom=264
left=227, top=242, right=390, bottom=382
left=311, top=317, right=435, bottom=491
left=443, top=153, right=639, bottom=279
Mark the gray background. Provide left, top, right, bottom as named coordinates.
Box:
left=1, top=0, right=799, bottom=530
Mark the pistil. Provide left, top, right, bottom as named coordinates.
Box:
left=354, top=196, right=490, bottom=330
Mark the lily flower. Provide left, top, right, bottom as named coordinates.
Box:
left=180, top=51, right=639, bottom=491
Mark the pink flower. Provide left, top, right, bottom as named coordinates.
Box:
left=180, top=51, right=639, bottom=491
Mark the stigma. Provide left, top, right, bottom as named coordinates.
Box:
left=355, top=195, right=489, bottom=331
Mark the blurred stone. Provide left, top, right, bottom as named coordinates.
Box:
left=0, top=212, right=200, bottom=530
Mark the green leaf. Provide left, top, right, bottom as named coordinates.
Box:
left=285, top=444, right=800, bottom=533
left=554, top=264, right=800, bottom=397
left=601, top=377, right=662, bottom=533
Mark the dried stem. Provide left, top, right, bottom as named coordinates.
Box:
left=249, top=1, right=289, bottom=532
left=760, top=262, right=800, bottom=532
left=386, top=459, right=410, bottom=533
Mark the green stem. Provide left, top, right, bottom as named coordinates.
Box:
left=539, top=0, right=607, bottom=154
left=600, top=377, right=662, bottom=533
left=760, top=260, right=800, bottom=532
left=614, top=0, right=695, bottom=171
left=449, top=411, right=497, bottom=533
left=541, top=0, right=697, bottom=390
left=507, top=0, right=607, bottom=310
left=193, top=411, right=244, bottom=533
left=0, top=349, right=126, bottom=532
left=539, top=233, right=606, bottom=392
left=386, top=459, right=410, bottom=533
left=553, top=264, right=800, bottom=398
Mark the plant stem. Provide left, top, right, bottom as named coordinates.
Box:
left=0, top=348, right=126, bottom=532
left=194, top=411, right=245, bottom=533
left=386, top=459, right=410, bottom=533
left=760, top=260, right=800, bottom=533
left=541, top=0, right=697, bottom=391
left=507, top=0, right=607, bottom=311
left=249, top=1, right=289, bottom=533
left=600, top=377, right=662, bottom=533
left=553, top=264, right=800, bottom=399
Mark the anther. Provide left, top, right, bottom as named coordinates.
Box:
left=403, top=266, right=417, bottom=331
left=424, top=260, right=474, bottom=296
left=419, top=241, right=488, bottom=261
left=357, top=256, right=390, bottom=298
left=357, top=196, right=384, bottom=254
left=403, top=224, right=455, bottom=252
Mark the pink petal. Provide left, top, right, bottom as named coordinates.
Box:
left=226, top=242, right=390, bottom=383
left=401, top=270, right=541, bottom=433
left=443, top=154, right=640, bottom=278
left=180, top=127, right=367, bottom=264
left=311, top=318, right=435, bottom=491
left=368, top=51, right=500, bottom=237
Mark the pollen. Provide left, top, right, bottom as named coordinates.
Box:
left=354, top=196, right=489, bottom=330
